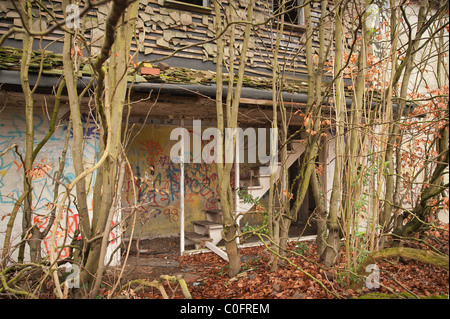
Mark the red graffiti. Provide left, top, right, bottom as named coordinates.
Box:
left=139, top=140, right=163, bottom=166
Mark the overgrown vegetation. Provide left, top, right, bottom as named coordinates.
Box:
left=0, top=0, right=448, bottom=299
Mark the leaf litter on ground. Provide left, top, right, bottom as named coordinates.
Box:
left=132, top=224, right=449, bottom=299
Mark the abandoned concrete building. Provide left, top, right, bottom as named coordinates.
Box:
left=2, top=0, right=444, bottom=264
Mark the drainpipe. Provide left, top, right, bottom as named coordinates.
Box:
left=180, top=118, right=185, bottom=256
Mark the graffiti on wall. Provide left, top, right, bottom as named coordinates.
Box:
left=122, top=125, right=220, bottom=234
left=0, top=110, right=107, bottom=261
left=1, top=115, right=220, bottom=250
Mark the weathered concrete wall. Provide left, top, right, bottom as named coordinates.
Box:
left=122, top=123, right=221, bottom=237
left=0, top=99, right=119, bottom=264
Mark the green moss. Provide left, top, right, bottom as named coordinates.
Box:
left=0, top=46, right=64, bottom=71
left=0, top=46, right=313, bottom=94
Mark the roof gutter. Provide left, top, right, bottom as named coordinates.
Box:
left=0, top=69, right=353, bottom=107
left=130, top=82, right=356, bottom=107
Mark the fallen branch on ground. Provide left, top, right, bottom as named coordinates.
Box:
left=117, top=275, right=192, bottom=299
left=352, top=247, right=449, bottom=289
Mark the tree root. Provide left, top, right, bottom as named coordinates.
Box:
left=352, top=247, right=449, bottom=289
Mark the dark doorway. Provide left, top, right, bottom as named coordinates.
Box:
left=288, top=153, right=317, bottom=237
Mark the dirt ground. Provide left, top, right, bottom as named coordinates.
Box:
left=115, top=237, right=187, bottom=283
left=115, top=223, right=316, bottom=285
left=114, top=235, right=266, bottom=285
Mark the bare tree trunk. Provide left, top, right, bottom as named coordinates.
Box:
left=16, top=0, right=41, bottom=263
left=341, top=0, right=370, bottom=273
left=212, top=0, right=255, bottom=277
left=312, top=0, right=328, bottom=256
left=321, top=0, right=346, bottom=267
left=62, top=0, right=91, bottom=243
left=3, top=1, right=68, bottom=265
left=311, top=169, right=327, bottom=256
left=61, top=0, right=133, bottom=296
left=282, top=0, right=328, bottom=255
left=267, top=0, right=284, bottom=272
left=85, top=0, right=136, bottom=294
left=381, top=0, right=429, bottom=246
